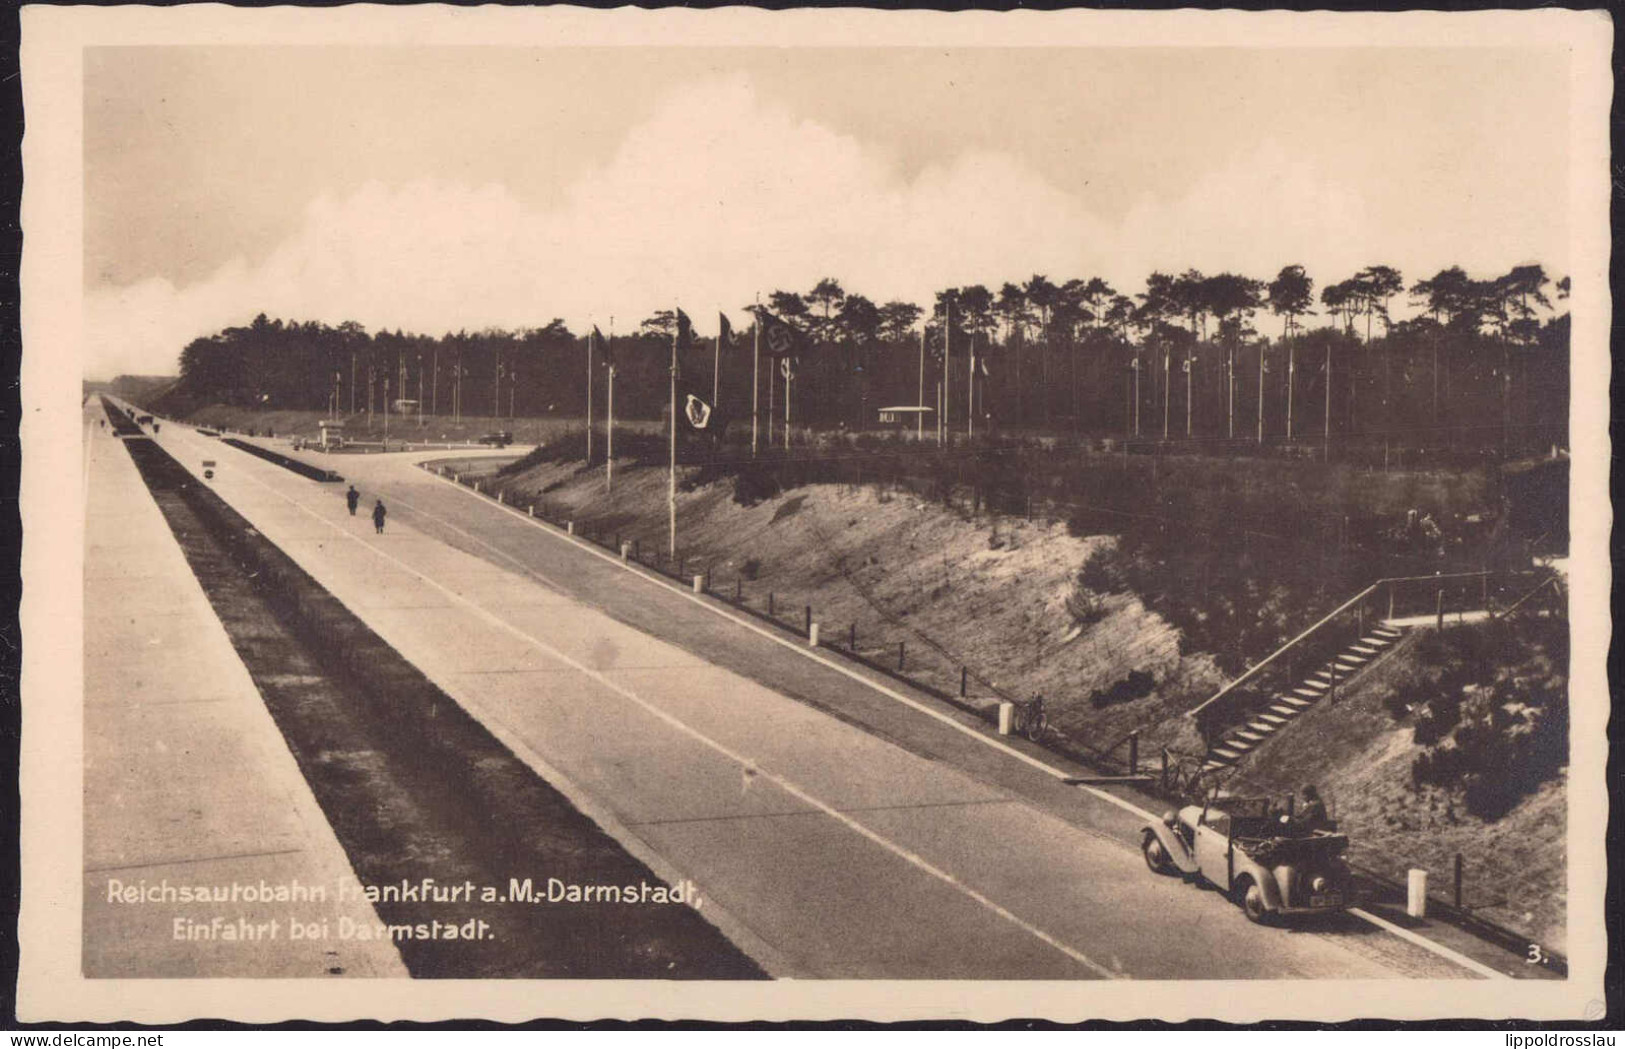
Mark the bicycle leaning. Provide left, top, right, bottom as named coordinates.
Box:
left=1011, top=693, right=1048, bottom=743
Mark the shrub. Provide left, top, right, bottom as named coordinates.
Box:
left=1077, top=547, right=1125, bottom=595
left=732, top=467, right=780, bottom=506
left=1089, top=669, right=1156, bottom=709
left=1410, top=660, right=1569, bottom=820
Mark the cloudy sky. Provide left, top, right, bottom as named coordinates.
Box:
left=83, top=44, right=1571, bottom=378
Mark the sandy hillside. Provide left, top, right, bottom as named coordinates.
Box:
left=479, top=457, right=1222, bottom=761
left=1232, top=631, right=1567, bottom=954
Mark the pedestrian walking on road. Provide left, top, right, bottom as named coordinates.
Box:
left=346, top=485, right=360, bottom=516
left=372, top=499, right=387, bottom=534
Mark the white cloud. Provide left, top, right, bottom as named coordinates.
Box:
left=86, top=76, right=1114, bottom=376
left=91, top=77, right=1526, bottom=378
left=1114, top=140, right=1374, bottom=281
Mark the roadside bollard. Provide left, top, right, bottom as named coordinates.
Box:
left=497, top=490, right=504, bottom=504
left=1129, top=731, right=1140, bottom=775
left=474, top=481, right=481, bottom=493
left=620, top=542, right=631, bottom=563
left=898, top=641, right=906, bottom=670
left=1407, top=869, right=1428, bottom=918
left=849, top=623, right=856, bottom=650
left=693, top=574, right=704, bottom=594
left=528, top=504, right=535, bottom=517
left=566, top=521, right=574, bottom=535
left=768, top=592, right=775, bottom=616
left=805, top=605, right=812, bottom=636
left=960, top=666, right=968, bottom=697
left=734, top=578, right=741, bottom=601
left=998, top=702, right=1014, bottom=736
left=808, top=622, right=820, bottom=647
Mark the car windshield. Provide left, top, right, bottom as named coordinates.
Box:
left=1211, top=798, right=1283, bottom=839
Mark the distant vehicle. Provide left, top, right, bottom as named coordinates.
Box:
left=1141, top=795, right=1353, bottom=923
left=136, top=414, right=154, bottom=425
left=197, top=428, right=220, bottom=437
left=476, top=431, right=514, bottom=447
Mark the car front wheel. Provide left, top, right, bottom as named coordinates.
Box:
left=1142, top=831, right=1174, bottom=875
left=1239, top=879, right=1270, bottom=924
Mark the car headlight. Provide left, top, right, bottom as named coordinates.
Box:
left=1310, top=875, right=1328, bottom=894
left=1162, top=810, right=1177, bottom=828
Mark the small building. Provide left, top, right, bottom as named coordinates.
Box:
left=317, top=419, right=346, bottom=450
left=391, top=398, right=419, bottom=415
left=876, top=405, right=934, bottom=428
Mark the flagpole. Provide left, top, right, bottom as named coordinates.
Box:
left=1324, top=344, right=1332, bottom=462
left=713, top=311, right=721, bottom=408
left=607, top=321, right=615, bottom=493
left=917, top=326, right=926, bottom=441
left=1287, top=340, right=1295, bottom=441
left=594, top=326, right=601, bottom=461
left=1163, top=347, right=1170, bottom=440
left=784, top=359, right=791, bottom=451
left=670, top=305, right=679, bottom=559
left=1186, top=351, right=1193, bottom=437
left=752, top=295, right=760, bottom=457
left=968, top=330, right=975, bottom=439
left=1134, top=353, right=1141, bottom=436
left=943, top=299, right=951, bottom=447
left=1257, top=343, right=1266, bottom=444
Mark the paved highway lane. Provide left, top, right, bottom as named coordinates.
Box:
left=145, top=425, right=1485, bottom=980
left=82, top=407, right=408, bottom=978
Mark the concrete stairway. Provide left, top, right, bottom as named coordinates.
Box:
left=1202, top=624, right=1405, bottom=773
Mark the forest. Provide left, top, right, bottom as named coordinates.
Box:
left=159, top=262, right=1569, bottom=458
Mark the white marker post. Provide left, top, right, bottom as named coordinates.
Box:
left=1407, top=869, right=1429, bottom=918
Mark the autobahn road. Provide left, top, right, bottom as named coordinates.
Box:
left=137, top=419, right=1508, bottom=982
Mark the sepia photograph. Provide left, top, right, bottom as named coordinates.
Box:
left=15, top=3, right=1613, bottom=1025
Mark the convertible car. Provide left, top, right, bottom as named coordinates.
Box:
left=1141, top=795, right=1353, bottom=923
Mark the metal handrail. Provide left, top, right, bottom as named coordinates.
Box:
left=1186, top=570, right=1494, bottom=720
left=1493, top=574, right=1562, bottom=620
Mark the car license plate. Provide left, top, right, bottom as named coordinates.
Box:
left=1310, top=893, right=1342, bottom=907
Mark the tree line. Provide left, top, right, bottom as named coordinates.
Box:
left=163, top=261, right=1569, bottom=456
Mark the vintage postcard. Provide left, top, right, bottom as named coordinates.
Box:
left=16, top=4, right=1613, bottom=1025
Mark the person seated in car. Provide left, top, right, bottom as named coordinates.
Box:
left=1294, top=784, right=1331, bottom=833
